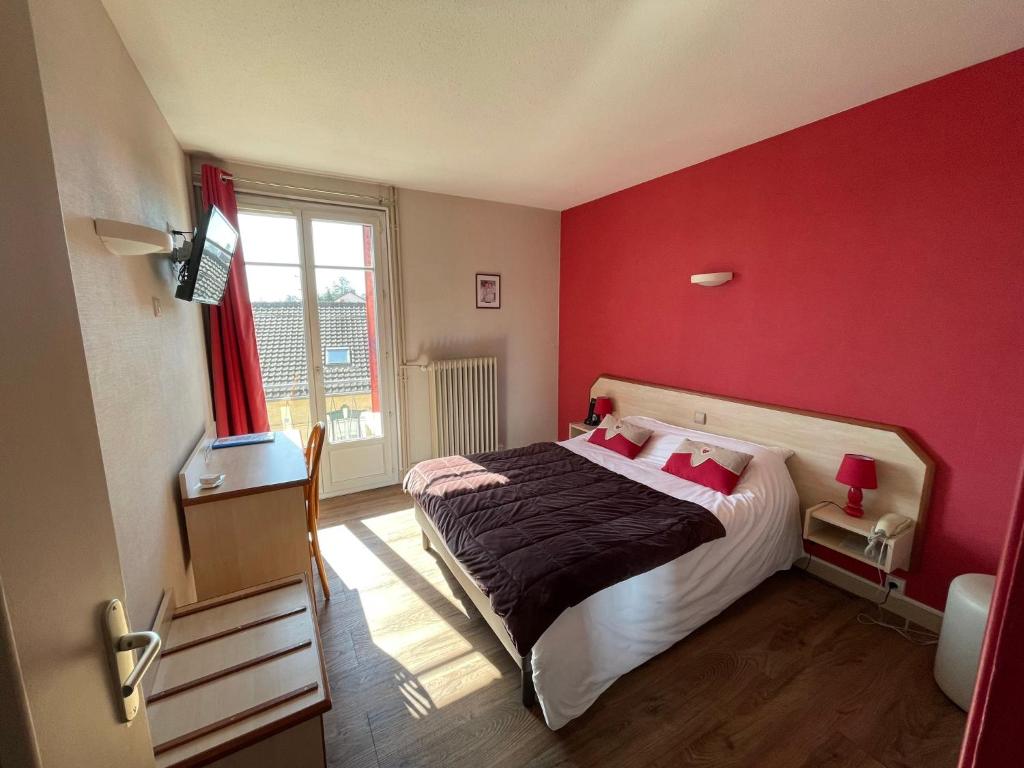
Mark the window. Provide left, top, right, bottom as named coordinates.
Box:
left=325, top=347, right=351, bottom=366
left=236, top=209, right=312, bottom=446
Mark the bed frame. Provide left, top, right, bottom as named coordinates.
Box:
left=413, top=374, right=934, bottom=708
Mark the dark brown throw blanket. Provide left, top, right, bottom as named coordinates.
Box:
left=404, top=442, right=726, bottom=655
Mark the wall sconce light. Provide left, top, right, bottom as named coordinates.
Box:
left=690, top=272, right=733, bottom=287
left=94, top=219, right=174, bottom=256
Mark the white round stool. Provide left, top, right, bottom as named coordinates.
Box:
left=934, top=573, right=995, bottom=710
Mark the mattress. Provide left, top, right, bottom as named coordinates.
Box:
left=532, top=416, right=804, bottom=728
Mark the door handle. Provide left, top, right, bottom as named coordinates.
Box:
left=117, top=630, right=161, bottom=697
left=105, top=598, right=162, bottom=722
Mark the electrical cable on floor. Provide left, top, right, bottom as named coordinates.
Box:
left=807, top=499, right=939, bottom=644
left=856, top=540, right=939, bottom=646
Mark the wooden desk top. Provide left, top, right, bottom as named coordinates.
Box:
left=179, top=431, right=309, bottom=507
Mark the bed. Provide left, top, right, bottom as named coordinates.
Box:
left=404, top=375, right=934, bottom=729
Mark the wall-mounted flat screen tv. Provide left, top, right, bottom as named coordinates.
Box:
left=175, top=205, right=239, bottom=304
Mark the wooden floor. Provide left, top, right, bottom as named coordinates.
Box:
left=314, top=486, right=965, bottom=768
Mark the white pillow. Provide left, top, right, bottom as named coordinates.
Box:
left=621, top=415, right=795, bottom=461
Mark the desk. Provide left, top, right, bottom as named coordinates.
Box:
left=179, top=432, right=311, bottom=600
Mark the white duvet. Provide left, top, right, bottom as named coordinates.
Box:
left=531, top=416, right=805, bottom=729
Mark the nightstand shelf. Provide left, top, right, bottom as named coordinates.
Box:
left=568, top=421, right=596, bottom=438
left=804, top=502, right=913, bottom=573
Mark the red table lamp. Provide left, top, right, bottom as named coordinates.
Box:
left=836, top=454, right=877, bottom=518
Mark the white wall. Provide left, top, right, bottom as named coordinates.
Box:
left=30, top=0, right=210, bottom=627
left=398, top=189, right=560, bottom=463
left=0, top=1, right=158, bottom=763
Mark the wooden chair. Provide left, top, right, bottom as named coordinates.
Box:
left=304, top=422, right=330, bottom=599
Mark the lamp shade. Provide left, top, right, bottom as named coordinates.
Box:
left=836, top=454, right=877, bottom=489
left=594, top=397, right=613, bottom=417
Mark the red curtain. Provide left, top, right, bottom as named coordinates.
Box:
left=958, top=456, right=1024, bottom=768
left=200, top=164, right=270, bottom=436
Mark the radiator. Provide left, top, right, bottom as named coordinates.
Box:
left=428, top=357, right=499, bottom=456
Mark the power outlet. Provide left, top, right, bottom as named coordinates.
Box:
left=694, top=411, right=707, bottom=425
left=886, top=575, right=906, bottom=596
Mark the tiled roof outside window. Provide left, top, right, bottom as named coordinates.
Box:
left=252, top=301, right=372, bottom=400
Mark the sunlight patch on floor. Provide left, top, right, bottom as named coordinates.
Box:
left=356, top=508, right=417, bottom=543
left=318, top=513, right=470, bottom=619
left=367, top=613, right=474, bottom=668
left=359, top=510, right=474, bottom=618
left=411, top=650, right=503, bottom=712
left=317, top=510, right=503, bottom=707
left=317, top=523, right=396, bottom=591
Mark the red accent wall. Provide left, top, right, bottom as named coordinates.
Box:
left=558, top=50, right=1024, bottom=609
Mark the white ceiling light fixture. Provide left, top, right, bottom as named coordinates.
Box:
left=690, top=272, right=734, bottom=287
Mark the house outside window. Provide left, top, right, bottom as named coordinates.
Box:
left=325, top=347, right=351, bottom=365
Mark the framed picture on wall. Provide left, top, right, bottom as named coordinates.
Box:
left=476, top=273, right=501, bottom=309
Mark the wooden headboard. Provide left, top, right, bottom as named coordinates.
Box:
left=590, top=375, right=934, bottom=566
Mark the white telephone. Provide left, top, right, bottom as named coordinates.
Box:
left=873, top=513, right=912, bottom=539
left=864, top=513, right=912, bottom=560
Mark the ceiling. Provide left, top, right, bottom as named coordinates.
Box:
left=101, top=1, right=1024, bottom=210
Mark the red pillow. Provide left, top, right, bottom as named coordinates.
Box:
left=587, top=416, right=653, bottom=459
left=661, top=439, right=753, bottom=494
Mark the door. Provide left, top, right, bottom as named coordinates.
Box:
left=301, top=206, right=400, bottom=495
left=237, top=197, right=400, bottom=497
